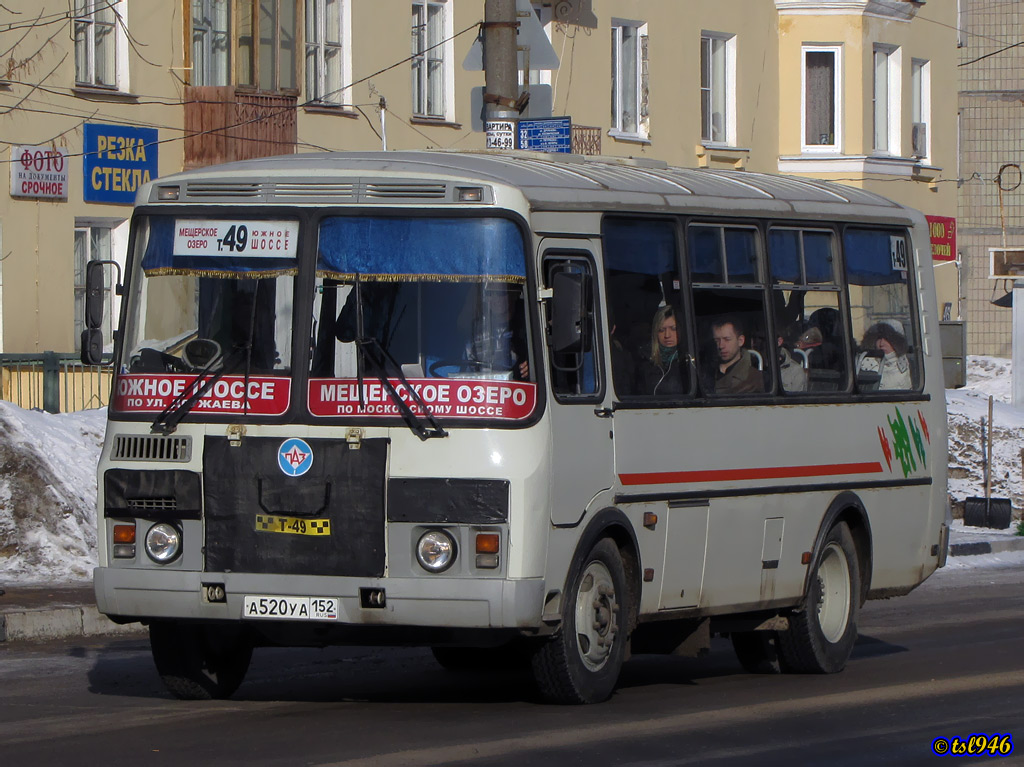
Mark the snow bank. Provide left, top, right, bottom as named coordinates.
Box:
left=0, top=403, right=105, bottom=583
left=946, top=356, right=1024, bottom=516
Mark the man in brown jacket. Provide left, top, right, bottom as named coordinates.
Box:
left=711, top=318, right=764, bottom=395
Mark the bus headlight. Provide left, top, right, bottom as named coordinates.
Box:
left=144, top=523, right=182, bottom=564
left=416, top=530, right=456, bottom=573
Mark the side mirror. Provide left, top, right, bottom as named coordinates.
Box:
left=85, top=260, right=106, bottom=330
left=81, top=328, right=104, bottom=365
left=550, top=270, right=588, bottom=354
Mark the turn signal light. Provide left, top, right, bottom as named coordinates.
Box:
left=476, top=533, right=500, bottom=553
left=113, top=524, right=136, bottom=544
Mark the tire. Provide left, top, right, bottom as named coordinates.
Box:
left=531, top=538, right=630, bottom=704
left=730, top=631, right=781, bottom=674
left=777, top=521, right=860, bottom=674
left=149, top=621, right=253, bottom=700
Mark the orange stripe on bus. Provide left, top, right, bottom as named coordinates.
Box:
left=619, top=461, right=885, bottom=486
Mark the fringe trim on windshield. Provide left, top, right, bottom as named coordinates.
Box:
left=314, top=271, right=525, bottom=284
left=144, top=268, right=298, bottom=279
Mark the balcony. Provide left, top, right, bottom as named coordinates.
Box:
left=184, top=87, right=297, bottom=169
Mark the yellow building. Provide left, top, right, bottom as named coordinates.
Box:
left=0, top=0, right=956, bottom=370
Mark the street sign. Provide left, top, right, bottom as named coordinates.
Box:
left=486, top=120, right=517, bottom=150
left=519, top=117, right=571, bottom=153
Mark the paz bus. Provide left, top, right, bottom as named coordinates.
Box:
left=82, top=151, right=949, bottom=704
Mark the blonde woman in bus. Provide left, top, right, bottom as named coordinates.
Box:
left=858, top=320, right=911, bottom=390
left=639, top=305, right=684, bottom=395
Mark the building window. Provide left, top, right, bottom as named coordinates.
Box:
left=873, top=45, right=901, bottom=155
left=802, top=45, right=841, bottom=152
left=700, top=32, right=735, bottom=145
left=74, top=0, right=124, bottom=88
left=74, top=227, right=112, bottom=353
left=611, top=20, right=648, bottom=137
left=411, top=0, right=452, bottom=119
left=305, top=0, right=350, bottom=105
left=192, top=0, right=230, bottom=86
left=911, top=58, right=930, bottom=159
left=237, top=0, right=298, bottom=92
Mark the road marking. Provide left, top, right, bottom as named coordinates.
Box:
left=315, top=669, right=1024, bottom=767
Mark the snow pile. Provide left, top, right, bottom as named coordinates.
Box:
left=946, top=356, right=1024, bottom=516
left=0, top=403, right=105, bottom=583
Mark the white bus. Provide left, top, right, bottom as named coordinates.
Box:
left=83, top=151, right=949, bottom=704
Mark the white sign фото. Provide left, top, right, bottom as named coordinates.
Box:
left=10, top=146, right=68, bottom=200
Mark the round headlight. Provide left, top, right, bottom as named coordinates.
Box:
left=416, top=530, right=456, bottom=573
left=145, top=523, right=182, bottom=564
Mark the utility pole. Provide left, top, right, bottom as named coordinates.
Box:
left=483, top=0, right=519, bottom=125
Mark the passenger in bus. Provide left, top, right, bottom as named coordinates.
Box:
left=639, top=305, right=684, bottom=395
left=709, top=317, right=764, bottom=395
left=858, top=320, right=911, bottom=390
left=777, top=334, right=806, bottom=392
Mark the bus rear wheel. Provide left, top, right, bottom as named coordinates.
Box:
left=149, top=621, right=253, bottom=700
left=531, top=538, right=629, bottom=704
left=777, top=521, right=860, bottom=674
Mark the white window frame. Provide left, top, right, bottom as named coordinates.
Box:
left=872, top=44, right=901, bottom=156
left=911, top=58, right=931, bottom=161
left=305, top=0, right=352, bottom=106
left=700, top=31, right=737, bottom=146
left=192, top=0, right=231, bottom=87
left=411, top=0, right=454, bottom=120
left=74, top=219, right=128, bottom=353
left=74, top=0, right=129, bottom=91
left=610, top=19, right=648, bottom=139
left=801, top=44, right=842, bottom=154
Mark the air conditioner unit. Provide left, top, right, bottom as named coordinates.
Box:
left=989, top=247, right=1024, bottom=279
left=911, top=122, right=927, bottom=158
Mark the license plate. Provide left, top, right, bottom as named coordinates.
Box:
left=255, top=513, right=331, bottom=536
left=243, top=595, right=339, bottom=621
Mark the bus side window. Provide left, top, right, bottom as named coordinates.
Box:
left=769, top=228, right=847, bottom=393
left=602, top=217, right=689, bottom=400
left=688, top=224, right=770, bottom=397
left=844, top=229, right=919, bottom=393
left=544, top=257, right=601, bottom=400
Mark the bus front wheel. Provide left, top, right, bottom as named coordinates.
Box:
left=531, top=538, right=629, bottom=704
left=149, top=621, right=253, bottom=700
left=777, top=521, right=860, bottom=674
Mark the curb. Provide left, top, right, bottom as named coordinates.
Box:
left=949, top=536, right=1024, bottom=557
left=0, top=605, right=144, bottom=643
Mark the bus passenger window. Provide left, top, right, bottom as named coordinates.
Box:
left=843, top=229, right=919, bottom=392
left=689, top=224, right=769, bottom=397
left=769, top=228, right=847, bottom=393
left=602, top=217, right=689, bottom=399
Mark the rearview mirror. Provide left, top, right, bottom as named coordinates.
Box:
left=85, top=260, right=106, bottom=330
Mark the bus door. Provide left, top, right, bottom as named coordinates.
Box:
left=541, top=244, right=614, bottom=526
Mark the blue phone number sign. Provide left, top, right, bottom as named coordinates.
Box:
left=83, top=123, right=158, bottom=205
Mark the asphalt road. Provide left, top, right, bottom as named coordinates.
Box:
left=1, top=561, right=1022, bottom=767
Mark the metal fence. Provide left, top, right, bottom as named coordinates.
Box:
left=0, top=353, right=111, bottom=413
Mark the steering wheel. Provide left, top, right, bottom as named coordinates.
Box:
left=427, top=358, right=489, bottom=378
left=182, top=338, right=224, bottom=372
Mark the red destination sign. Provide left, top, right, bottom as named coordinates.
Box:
left=113, top=375, right=291, bottom=415
left=308, top=378, right=538, bottom=420
left=926, top=215, right=956, bottom=262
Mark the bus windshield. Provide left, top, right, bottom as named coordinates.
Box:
left=114, top=215, right=296, bottom=418
left=309, top=216, right=534, bottom=421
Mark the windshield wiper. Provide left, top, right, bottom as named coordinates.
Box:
left=353, top=275, right=447, bottom=441
left=150, top=348, right=243, bottom=435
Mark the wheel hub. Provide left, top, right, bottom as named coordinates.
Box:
left=575, top=562, right=618, bottom=670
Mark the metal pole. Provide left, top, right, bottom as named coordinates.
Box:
left=42, top=351, right=59, bottom=414
left=1013, top=282, right=1024, bottom=406
left=483, top=0, right=519, bottom=120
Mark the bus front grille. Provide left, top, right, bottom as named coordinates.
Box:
left=112, top=434, right=193, bottom=462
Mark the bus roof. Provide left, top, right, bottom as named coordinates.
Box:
left=144, top=150, right=918, bottom=224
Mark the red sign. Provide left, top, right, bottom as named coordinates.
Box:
left=308, top=378, right=538, bottom=420
left=113, top=375, right=291, bottom=415
left=926, top=215, right=956, bottom=262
